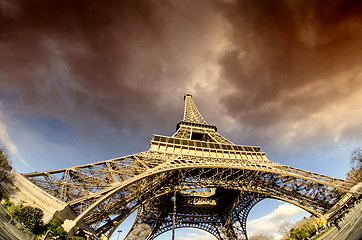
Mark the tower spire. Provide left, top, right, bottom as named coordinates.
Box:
left=183, top=94, right=207, bottom=124
left=21, top=94, right=357, bottom=240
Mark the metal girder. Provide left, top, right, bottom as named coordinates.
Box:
left=123, top=190, right=266, bottom=240
left=23, top=149, right=356, bottom=238
left=21, top=94, right=359, bottom=239
left=183, top=93, right=208, bottom=125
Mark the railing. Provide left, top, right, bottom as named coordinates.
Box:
left=0, top=204, right=36, bottom=240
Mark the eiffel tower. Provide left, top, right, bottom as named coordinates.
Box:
left=23, top=94, right=358, bottom=239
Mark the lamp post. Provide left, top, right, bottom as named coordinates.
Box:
left=116, top=230, right=122, bottom=240
left=172, top=186, right=179, bottom=240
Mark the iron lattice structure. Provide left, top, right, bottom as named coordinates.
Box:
left=23, top=94, right=358, bottom=240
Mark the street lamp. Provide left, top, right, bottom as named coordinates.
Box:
left=116, top=230, right=122, bottom=240
left=172, top=186, right=179, bottom=240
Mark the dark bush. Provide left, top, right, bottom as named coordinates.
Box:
left=46, top=220, right=67, bottom=239
left=12, top=204, right=44, bottom=234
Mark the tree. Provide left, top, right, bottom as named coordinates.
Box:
left=12, top=204, right=44, bottom=234
left=347, top=147, right=362, bottom=182
left=279, top=221, right=293, bottom=239
left=287, top=216, right=324, bottom=240
left=249, top=234, right=273, bottom=240
left=290, top=227, right=310, bottom=240
left=304, top=217, right=317, bottom=235
left=0, top=147, right=12, bottom=181
left=46, top=220, right=67, bottom=239
left=351, top=147, right=362, bottom=170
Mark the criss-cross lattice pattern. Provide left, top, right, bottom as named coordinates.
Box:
left=22, top=95, right=359, bottom=240
left=183, top=94, right=208, bottom=124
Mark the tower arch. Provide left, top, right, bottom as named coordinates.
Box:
left=22, top=94, right=359, bottom=239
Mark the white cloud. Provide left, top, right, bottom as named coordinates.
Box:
left=247, top=203, right=306, bottom=239
left=0, top=103, right=29, bottom=166
left=273, top=69, right=362, bottom=148
left=178, top=229, right=216, bottom=240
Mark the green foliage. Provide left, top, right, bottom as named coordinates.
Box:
left=46, top=220, right=67, bottom=239
left=290, top=227, right=311, bottom=240
left=3, top=196, right=14, bottom=209
left=48, top=219, right=62, bottom=230
left=70, top=236, right=86, bottom=240
left=288, top=216, right=324, bottom=240
left=0, top=147, right=12, bottom=181
left=5, top=203, right=17, bottom=216
left=0, top=180, right=66, bottom=238
left=12, top=204, right=44, bottom=234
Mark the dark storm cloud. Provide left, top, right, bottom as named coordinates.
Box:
left=0, top=0, right=221, bottom=146
left=0, top=0, right=361, bottom=158
left=212, top=0, right=362, bottom=147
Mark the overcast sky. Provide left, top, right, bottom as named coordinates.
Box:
left=1, top=0, right=362, bottom=239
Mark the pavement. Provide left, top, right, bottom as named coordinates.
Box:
left=317, top=200, right=362, bottom=240
left=0, top=199, right=361, bottom=240
left=0, top=220, right=20, bottom=240
left=0, top=205, right=35, bottom=240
